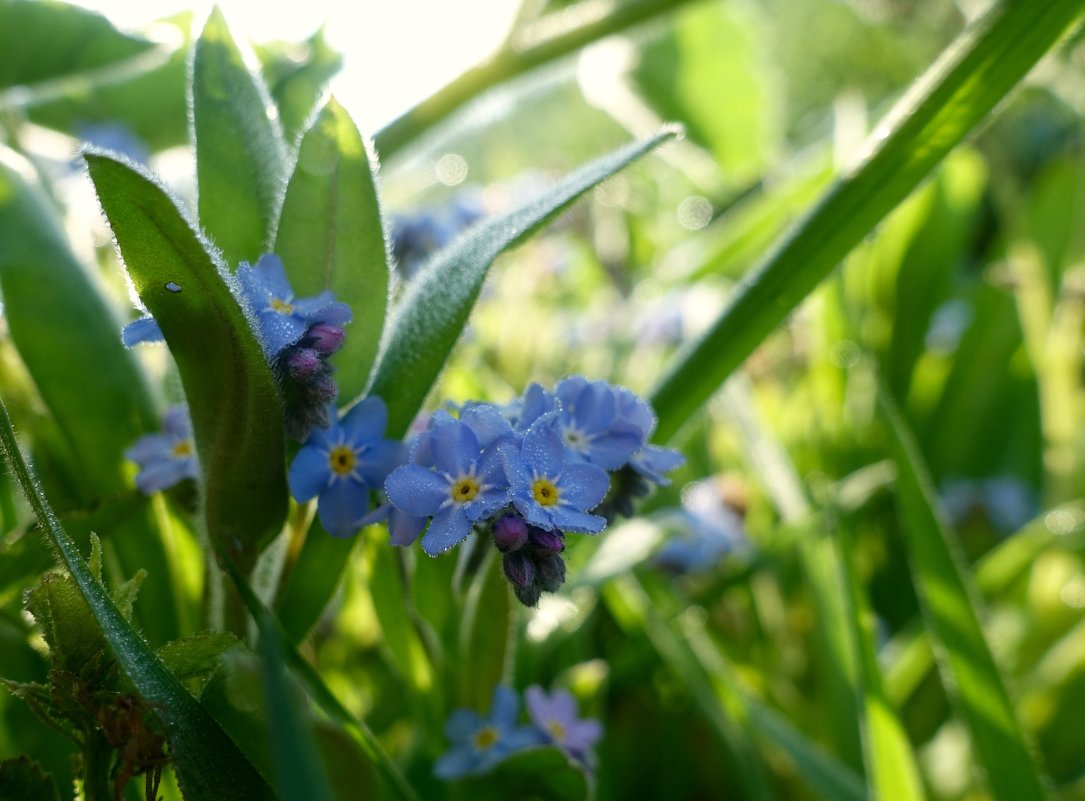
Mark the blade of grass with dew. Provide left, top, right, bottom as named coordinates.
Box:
left=85, top=152, right=287, bottom=572
left=878, top=384, right=1051, bottom=801
left=0, top=398, right=277, bottom=801
left=651, top=0, right=1085, bottom=443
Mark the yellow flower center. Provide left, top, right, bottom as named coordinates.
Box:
left=270, top=297, right=294, bottom=314
left=171, top=439, right=194, bottom=458
left=546, top=720, right=566, bottom=742
left=450, top=476, right=480, bottom=504
left=532, top=478, right=560, bottom=506
left=328, top=446, right=356, bottom=477
left=473, top=726, right=499, bottom=750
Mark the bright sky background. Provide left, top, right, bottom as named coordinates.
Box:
left=71, top=0, right=521, bottom=130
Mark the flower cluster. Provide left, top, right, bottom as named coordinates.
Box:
left=655, top=477, right=749, bottom=574
left=124, top=405, right=198, bottom=494
left=435, top=684, right=602, bottom=780
left=390, top=191, right=485, bottom=279
left=122, top=254, right=351, bottom=441
left=385, top=377, right=683, bottom=605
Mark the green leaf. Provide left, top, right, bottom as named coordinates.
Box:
left=157, top=631, right=241, bottom=692
left=651, top=0, right=1085, bottom=442
left=24, top=12, right=192, bottom=153
left=455, top=747, right=589, bottom=801
left=0, top=755, right=59, bottom=801
left=275, top=97, right=388, bottom=401
left=84, top=152, right=287, bottom=570
left=274, top=524, right=354, bottom=644
left=256, top=27, right=343, bottom=147
left=192, top=7, right=287, bottom=267
left=0, top=399, right=278, bottom=801
left=257, top=609, right=338, bottom=801
left=0, top=0, right=151, bottom=91
left=877, top=385, right=1051, bottom=801
left=0, top=148, right=156, bottom=500
left=457, top=552, right=510, bottom=711
left=370, top=129, right=676, bottom=437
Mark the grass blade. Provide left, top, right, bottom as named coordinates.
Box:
left=652, top=0, right=1085, bottom=442
left=878, top=384, right=1051, bottom=801
left=0, top=398, right=277, bottom=801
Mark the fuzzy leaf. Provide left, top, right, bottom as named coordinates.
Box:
left=192, top=7, right=287, bottom=266
left=84, top=152, right=287, bottom=570
left=274, top=97, right=388, bottom=401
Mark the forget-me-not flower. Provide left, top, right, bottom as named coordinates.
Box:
left=125, top=406, right=199, bottom=494
left=385, top=416, right=510, bottom=555
left=614, top=387, right=685, bottom=486
left=236, top=254, right=351, bottom=358
left=500, top=422, right=609, bottom=534
left=553, top=376, right=642, bottom=470
left=434, top=685, right=539, bottom=779
left=524, top=685, right=602, bottom=769
left=288, top=397, right=404, bottom=538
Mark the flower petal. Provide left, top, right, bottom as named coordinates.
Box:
left=340, top=396, right=389, bottom=444
left=134, top=457, right=192, bottom=494
left=558, top=463, right=609, bottom=510
left=385, top=465, right=448, bottom=517
left=121, top=316, right=164, bottom=347
left=388, top=508, right=428, bottom=547
left=287, top=445, right=331, bottom=502
left=549, top=506, right=606, bottom=534
left=428, top=419, right=479, bottom=475
left=421, top=506, right=473, bottom=555
left=316, top=477, right=371, bottom=538
left=433, top=747, right=478, bottom=780
left=490, top=685, right=520, bottom=726
left=124, top=433, right=171, bottom=464
left=521, top=423, right=563, bottom=477
left=257, top=310, right=308, bottom=356
left=357, top=439, right=407, bottom=486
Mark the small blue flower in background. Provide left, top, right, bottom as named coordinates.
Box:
left=434, top=685, right=538, bottom=779
left=235, top=254, right=351, bottom=358
left=78, top=122, right=150, bottom=166
left=940, top=475, right=1036, bottom=535
left=501, top=423, right=609, bottom=534
left=391, top=190, right=485, bottom=279
left=124, top=406, right=199, bottom=494
left=656, top=478, right=749, bottom=574
left=288, top=397, right=404, bottom=538
left=524, top=685, right=602, bottom=769
left=385, top=416, right=510, bottom=555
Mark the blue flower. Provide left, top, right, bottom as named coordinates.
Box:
left=500, top=422, right=609, bottom=534
left=434, top=686, right=539, bottom=779
left=614, top=387, right=684, bottom=486
left=124, top=406, right=199, bottom=494
left=236, top=254, right=351, bottom=357
left=288, top=397, right=404, bottom=538
left=655, top=479, right=749, bottom=573
left=385, top=416, right=510, bottom=555
left=553, top=376, right=643, bottom=470
left=524, top=685, right=602, bottom=769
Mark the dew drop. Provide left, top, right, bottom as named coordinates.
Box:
left=164, top=282, right=182, bottom=293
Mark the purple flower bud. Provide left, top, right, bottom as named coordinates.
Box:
left=503, top=550, right=536, bottom=589
left=306, top=322, right=345, bottom=355
left=527, top=527, right=565, bottom=555
left=492, top=514, right=529, bottom=552
left=513, top=582, right=542, bottom=607
left=285, top=347, right=321, bottom=380
left=535, top=554, right=566, bottom=593
left=310, top=375, right=339, bottom=404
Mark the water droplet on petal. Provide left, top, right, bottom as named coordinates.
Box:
left=165, top=282, right=182, bottom=293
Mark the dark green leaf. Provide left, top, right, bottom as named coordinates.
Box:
left=257, top=609, right=338, bottom=801
left=275, top=97, right=388, bottom=401
left=651, top=0, right=1085, bottom=442
left=0, top=755, right=59, bottom=801
left=0, top=148, right=156, bottom=500
left=274, top=524, right=354, bottom=644
left=84, top=152, right=287, bottom=570
left=157, top=631, right=241, bottom=692
left=192, top=7, right=287, bottom=267
left=878, top=386, right=1051, bottom=801
left=457, top=551, right=509, bottom=711
left=370, top=129, right=676, bottom=437
left=0, top=398, right=278, bottom=801
left=0, top=0, right=151, bottom=91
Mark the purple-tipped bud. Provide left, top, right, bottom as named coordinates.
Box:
left=535, top=554, right=567, bottom=593
left=527, top=527, right=565, bottom=555
left=310, top=375, right=339, bottom=404
left=503, top=551, right=536, bottom=589
left=513, top=582, right=542, bottom=607
left=306, top=322, right=345, bottom=355
left=492, top=514, right=529, bottom=552
left=285, top=347, right=321, bottom=380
